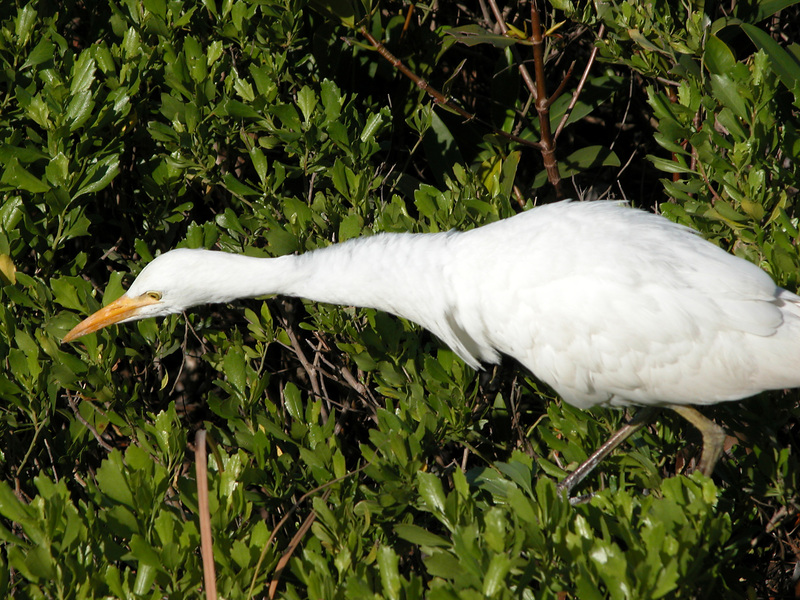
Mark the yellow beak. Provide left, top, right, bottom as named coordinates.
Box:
left=62, top=294, right=159, bottom=343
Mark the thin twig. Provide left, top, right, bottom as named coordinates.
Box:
left=253, top=462, right=373, bottom=599
left=545, top=61, right=576, bottom=110
left=554, top=25, right=605, bottom=139
left=487, top=0, right=538, bottom=99
left=169, top=318, right=192, bottom=396
left=278, top=302, right=323, bottom=401
left=66, top=390, right=113, bottom=452
left=268, top=491, right=328, bottom=599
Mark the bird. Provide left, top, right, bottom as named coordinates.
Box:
left=63, top=200, right=800, bottom=492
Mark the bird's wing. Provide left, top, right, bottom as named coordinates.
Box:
left=442, top=202, right=796, bottom=407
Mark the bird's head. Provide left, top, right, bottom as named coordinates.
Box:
left=63, top=248, right=224, bottom=342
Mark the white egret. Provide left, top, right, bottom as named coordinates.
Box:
left=63, top=200, right=800, bottom=490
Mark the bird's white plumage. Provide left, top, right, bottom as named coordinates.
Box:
left=435, top=202, right=800, bottom=408
left=91, top=200, right=800, bottom=412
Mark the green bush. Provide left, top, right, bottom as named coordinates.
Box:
left=0, top=0, right=798, bottom=597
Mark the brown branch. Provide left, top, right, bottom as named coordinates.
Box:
left=360, top=2, right=605, bottom=199
left=529, top=0, right=563, bottom=196
left=484, top=0, right=567, bottom=196
left=358, top=26, right=543, bottom=151
left=360, top=26, right=474, bottom=119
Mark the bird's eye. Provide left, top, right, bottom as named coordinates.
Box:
left=146, top=291, right=162, bottom=301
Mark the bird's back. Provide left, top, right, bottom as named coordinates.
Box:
left=434, top=201, right=800, bottom=408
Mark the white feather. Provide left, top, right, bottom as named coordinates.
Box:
left=111, top=200, right=800, bottom=410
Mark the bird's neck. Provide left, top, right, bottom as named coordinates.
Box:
left=205, top=233, right=451, bottom=322
left=206, top=230, right=494, bottom=369
left=282, top=232, right=451, bottom=323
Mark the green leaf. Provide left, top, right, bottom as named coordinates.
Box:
left=296, top=85, right=317, bottom=122
left=95, top=452, right=135, bottom=508
left=560, top=145, right=620, bottom=177
left=422, top=111, right=462, bottom=185
left=446, top=25, right=518, bottom=48
left=249, top=147, right=268, bottom=183
left=1, top=158, right=49, bottom=193
left=338, top=213, right=364, bottom=241
left=130, top=535, right=161, bottom=567
left=417, top=471, right=446, bottom=516
left=271, top=103, right=301, bottom=130
left=741, top=23, right=800, bottom=93
left=22, top=39, right=55, bottom=69
left=307, top=0, right=359, bottom=27
left=234, top=77, right=255, bottom=102
left=710, top=74, right=749, bottom=120
left=66, top=90, right=95, bottom=130
left=44, top=152, right=69, bottom=187
left=320, top=79, right=342, bottom=122
left=377, top=546, right=401, bottom=600
left=15, top=5, right=36, bottom=43
left=394, top=523, right=450, bottom=548
left=70, top=51, right=96, bottom=95
left=223, top=173, right=259, bottom=197
left=424, top=550, right=465, bottom=579
left=223, top=347, right=247, bottom=394
left=330, top=159, right=349, bottom=197
left=74, top=155, right=120, bottom=198
left=360, top=112, right=384, bottom=142
left=751, top=0, right=800, bottom=26
left=0, top=254, right=16, bottom=285
left=0, top=481, right=33, bottom=525
left=648, top=155, right=696, bottom=174
left=709, top=200, right=748, bottom=223
left=495, top=460, right=533, bottom=495
left=703, top=35, right=736, bottom=76
left=133, top=563, right=158, bottom=595
left=507, top=488, right=537, bottom=524
left=24, top=546, right=55, bottom=580
left=183, top=36, right=207, bottom=83
left=265, top=224, right=298, bottom=255
left=483, top=553, right=513, bottom=597
left=224, top=99, right=261, bottom=119
left=500, top=150, right=520, bottom=201
left=148, top=121, right=179, bottom=142
left=283, top=382, right=303, bottom=421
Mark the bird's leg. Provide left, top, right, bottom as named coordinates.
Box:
left=670, top=405, right=727, bottom=476
left=557, top=406, right=660, bottom=496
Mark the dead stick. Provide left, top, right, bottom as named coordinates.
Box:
left=195, top=430, right=218, bottom=600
